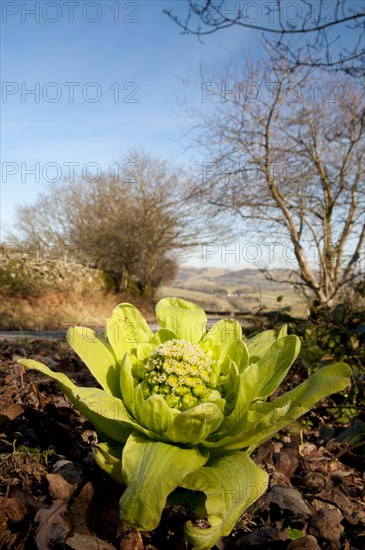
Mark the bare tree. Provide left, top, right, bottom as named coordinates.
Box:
left=11, top=151, right=198, bottom=297
left=165, top=0, right=365, bottom=77
left=186, top=59, right=365, bottom=310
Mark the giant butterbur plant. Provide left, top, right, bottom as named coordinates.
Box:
left=20, top=298, right=351, bottom=549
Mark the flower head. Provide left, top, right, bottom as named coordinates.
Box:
left=142, top=339, right=217, bottom=409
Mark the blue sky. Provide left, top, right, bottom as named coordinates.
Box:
left=1, top=0, right=260, bottom=268
left=1, top=0, right=359, bottom=269
left=1, top=2, right=255, bottom=247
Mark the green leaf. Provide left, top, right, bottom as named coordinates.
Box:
left=120, top=353, right=137, bottom=417
left=277, top=324, right=288, bottom=339
left=200, top=320, right=249, bottom=372
left=209, top=362, right=351, bottom=452
left=288, top=528, right=303, bottom=541
left=94, top=441, right=124, bottom=484
left=214, top=363, right=260, bottom=438
left=119, top=432, right=208, bottom=531
left=246, top=330, right=276, bottom=363
left=132, top=383, right=146, bottom=422
left=136, top=342, right=154, bottom=362
left=220, top=360, right=240, bottom=409
left=235, top=340, right=250, bottom=372
left=139, top=394, right=179, bottom=435
left=150, top=328, right=176, bottom=346
left=67, top=326, right=121, bottom=397
left=132, top=343, right=154, bottom=379
left=106, top=303, right=153, bottom=361
left=244, top=362, right=351, bottom=450
left=200, top=319, right=241, bottom=357
left=181, top=452, right=268, bottom=549
left=20, top=359, right=143, bottom=443
left=164, top=402, right=224, bottom=445
left=254, top=335, right=301, bottom=400
left=156, top=297, right=207, bottom=343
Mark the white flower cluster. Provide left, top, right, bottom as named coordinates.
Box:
left=142, top=339, right=217, bottom=410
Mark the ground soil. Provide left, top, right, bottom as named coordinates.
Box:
left=0, top=339, right=364, bottom=550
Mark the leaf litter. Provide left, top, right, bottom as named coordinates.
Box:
left=0, top=338, right=364, bottom=549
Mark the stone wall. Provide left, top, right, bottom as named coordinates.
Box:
left=0, top=248, right=105, bottom=295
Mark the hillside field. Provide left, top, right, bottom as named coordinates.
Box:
left=158, top=267, right=308, bottom=318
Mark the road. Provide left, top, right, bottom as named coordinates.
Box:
left=0, top=316, right=239, bottom=341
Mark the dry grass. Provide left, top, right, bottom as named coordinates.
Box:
left=0, top=290, right=155, bottom=331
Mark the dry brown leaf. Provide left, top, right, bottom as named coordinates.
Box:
left=287, top=534, right=322, bottom=549
left=66, top=532, right=115, bottom=550
left=236, top=526, right=289, bottom=548
left=265, top=485, right=312, bottom=518
left=46, top=459, right=83, bottom=500
left=316, top=488, right=354, bottom=516
left=46, top=473, right=75, bottom=501
left=0, top=403, right=24, bottom=425
left=119, top=529, right=144, bottom=550
left=275, top=438, right=299, bottom=480
left=0, top=496, right=28, bottom=523
left=308, top=507, right=344, bottom=545
left=35, top=499, right=72, bottom=549
left=70, top=481, right=94, bottom=535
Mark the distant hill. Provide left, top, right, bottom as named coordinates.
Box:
left=157, top=267, right=307, bottom=317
